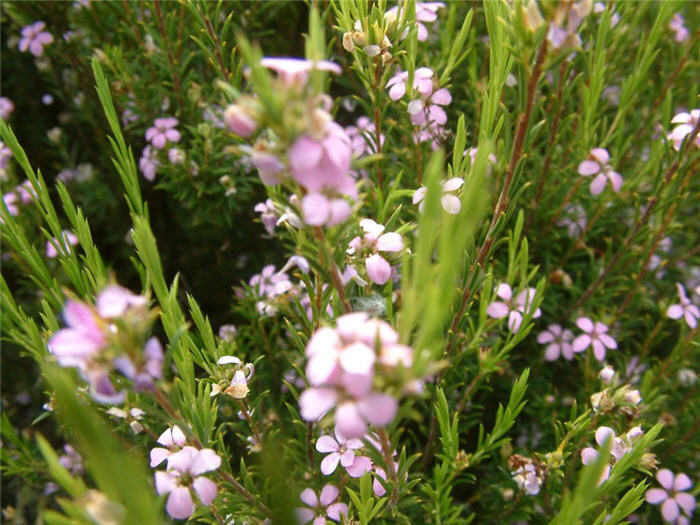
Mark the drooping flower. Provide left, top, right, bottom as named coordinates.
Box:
left=666, top=283, right=699, bottom=329
left=646, top=469, right=696, bottom=524
left=19, top=21, right=54, bottom=57
left=572, top=318, right=617, bottom=361
left=668, top=110, right=700, bottom=151
left=145, top=117, right=180, bottom=149
left=537, top=324, right=576, bottom=361
left=295, top=484, right=348, bottom=525
left=486, top=283, right=542, bottom=333
left=577, top=148, right=623, bottom=195
left=154, top=446, right=221, bottom=520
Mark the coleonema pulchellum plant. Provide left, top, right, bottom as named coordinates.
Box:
left=1, top=1, right=699, bottom=523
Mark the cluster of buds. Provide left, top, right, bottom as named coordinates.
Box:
left=342, top=20, right=393, bottom=65
left=590, top=365, right=642, bottom=415
left=210, top=355, right=255, bottom=399
left=150, top=426, right=221, bottom=520
left=48, top=285, right=163, bottom=404
left=508, top=454, right=545, bottom=495
left=299, top=312, right=422, bottom=438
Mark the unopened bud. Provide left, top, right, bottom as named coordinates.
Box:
left=598, top=365, right=615, bottom=384
left=224, top=104, right=258, bottom=137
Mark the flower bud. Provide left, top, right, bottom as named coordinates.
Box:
left=598, top=365, right=615, bottom=384
left=224, top=104, right=258, bottom=137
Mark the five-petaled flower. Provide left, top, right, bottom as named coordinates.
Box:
left=145, top=117, right=181, bottom=149
left=572, top=317, right=617, bottom=361
left=646, top=469, right=696, bottom=524
left=19, top=21, right=54, bottom=57
left=486, top=283, right=542, bottom=333
left=296, top=484, right=348, bottom=525
left=537, top=324, right=576, bottom=361
left=316, top=430, right=365, bottom=476
left=666, top=283, right=699, bottom=329
left=577, top=148, right=623, bottom=196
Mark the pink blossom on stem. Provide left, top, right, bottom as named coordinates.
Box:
left=668, top=110, right=700, bottom=151
left=139, top=146, right=160, bottom=181
left=295, top=484, right=348, bottom=525
left=581, top=426, right=629, bottom=485
left=666, top=283, right=699, bottom=329
left=150, top=425, right=187, bottom=468
left=316, top=430, right=365, bottom=476
left=145, top=117, right=180, bottom=149
left=486, top=283, right=542, bottom=333
left=537, top=324, right=576, bottom=361
left=577, top=148, right=622, bottom=195
left=19, top=21, right=54, bottom=57
left=572, top=317, right=617, bottom=361
left=347, top=219, right=404, bottom=285
left=261, top=57, right=342, bottom=86
left=646, top=469, right=696, bottom=524
left=413, top=177, right=464, bottom=215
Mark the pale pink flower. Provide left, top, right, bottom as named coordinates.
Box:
left=408, top=87, right=451, bottom=128
left=19, top=21, right=54, bottom=57
left=46, top=230, right=79, bottom=258
left=224, top=103, right=258, bottom=137
left=250, top=148, right=284, bottom=185
left=666, top=283, right=699, bottom=329
left=486, top=283, right=542, bottom=333
left=48, top=300, right=106, bottom=369
left=96, top=285, right=147, bottom=318
left=288, top=122, right=355, bottom=198
left=646, top=469, right=695, bottom=524
left=145, top=117, right=180, bottom=149
left=346, top=116, right=383, bottom=157
left=347, top=219, right=404, bottom=285
left=295, top=484, right=348, bottom=525
left=316, top=430, right=365, bottom=475
left=581, top=426, right=629, bottom=485
left=386, top=67, right=435, bottom=102
left=301, top=193, right=351, bottom=227
left=386, top=3, right=445, bottom=41
left=150, top=425, right=187, bottom=468
left=154, top=446, right=220, bottom=520
left=249, top=265, right=293, bottom=298
left=413, top=177, right=464, bottom=214
left=139, top=146, right=160, bottom=181
left=261, top=57, right=342, bottom=86
left=463, top=147, right=497, bottom=175
left=0, top=142, right=12, bottom=173
left=669, top=14, right=690, bottom=43
left=254, top=199, right=280, bottom=235
left=557, top=204, right=587, bottom=237
left=577, top=148, right=623, bottom=195
left=537, top=324, right=576, bottom=361
left=572, top=317, right=617, bottom=361
left=3, top=192, right=19, bottom=217
left=0, top=97, right=14, bottom=120
left=668, top=110, right=700, bottom=151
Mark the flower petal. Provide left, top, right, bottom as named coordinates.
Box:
left=193, top=476, right=217, bottom=506
left=166, top=486, right=194, bottom=520
left=645, top=488, right=668, bottom=505
left=657, top=469, right=674, bottom=491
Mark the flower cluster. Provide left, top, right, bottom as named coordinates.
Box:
left=299, top=313, right=418, bottom=438
left=581, top=425, right=643, bottom=484
left=48, top=285, right=162, bottom=403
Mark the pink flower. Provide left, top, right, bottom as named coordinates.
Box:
left=464, top=147, right=497, bottom=175
left=537, top=324, right=576, bottom=360
left=346, top=116, right=383, bottom=158
left=250, top=148, right=284, bottom=185
left=572, top=317, right=617, bottom=361
left=577, top=148, right=623, bottom=195
left=486, top=283, right=542, bottom=333
left=386, top=67, right=435, bottom=102
left=408, top=87, right=451, bottom=128
left=386, top=3, right=445, bottom=41
left=295, top=485, right=348, bottom=525
left=48, top=300, right=106, bottom=369
left=666, top=283, right=699, bottom=329
left=556, top=204, right=587, bottom=237
left=96, top=285, right=147, bottom=318
left=646, top=469, right=695, bottom=524
left=668, top=110, right=700, bottom=151
left=581, top=426, right=630, bottom=485
left=0, top=97, right=14, bottom=120
left=249, top=265, right=293, bottom=298
left=139, top=146, right=160, bottom=181
left=150, top=425, right=187, bottom=468
left=46, top=230, right=79, bottom=258
left=154, top=446, right=220, bottom=520
left=316, top=431, right=365, bottom=475
left=288, top=122, right=355, bottom=198
left=254, top=199, right=280, bottom=235
left=2, top=192, right=19, bottom=217
left=261, top=57, right=342, bottom=86
left=413, top=177, right=464, bottom=214
left=301, top=193, right=351, bottom=227
left=224, top=103, right=258, bottom=137
left=145, top=117, right=180, bottom=149
left=19, top=21, right=54, bottom=57
left=669, top=14, right=690, bottom=43
left=347, top=219, right=404, bottom=285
